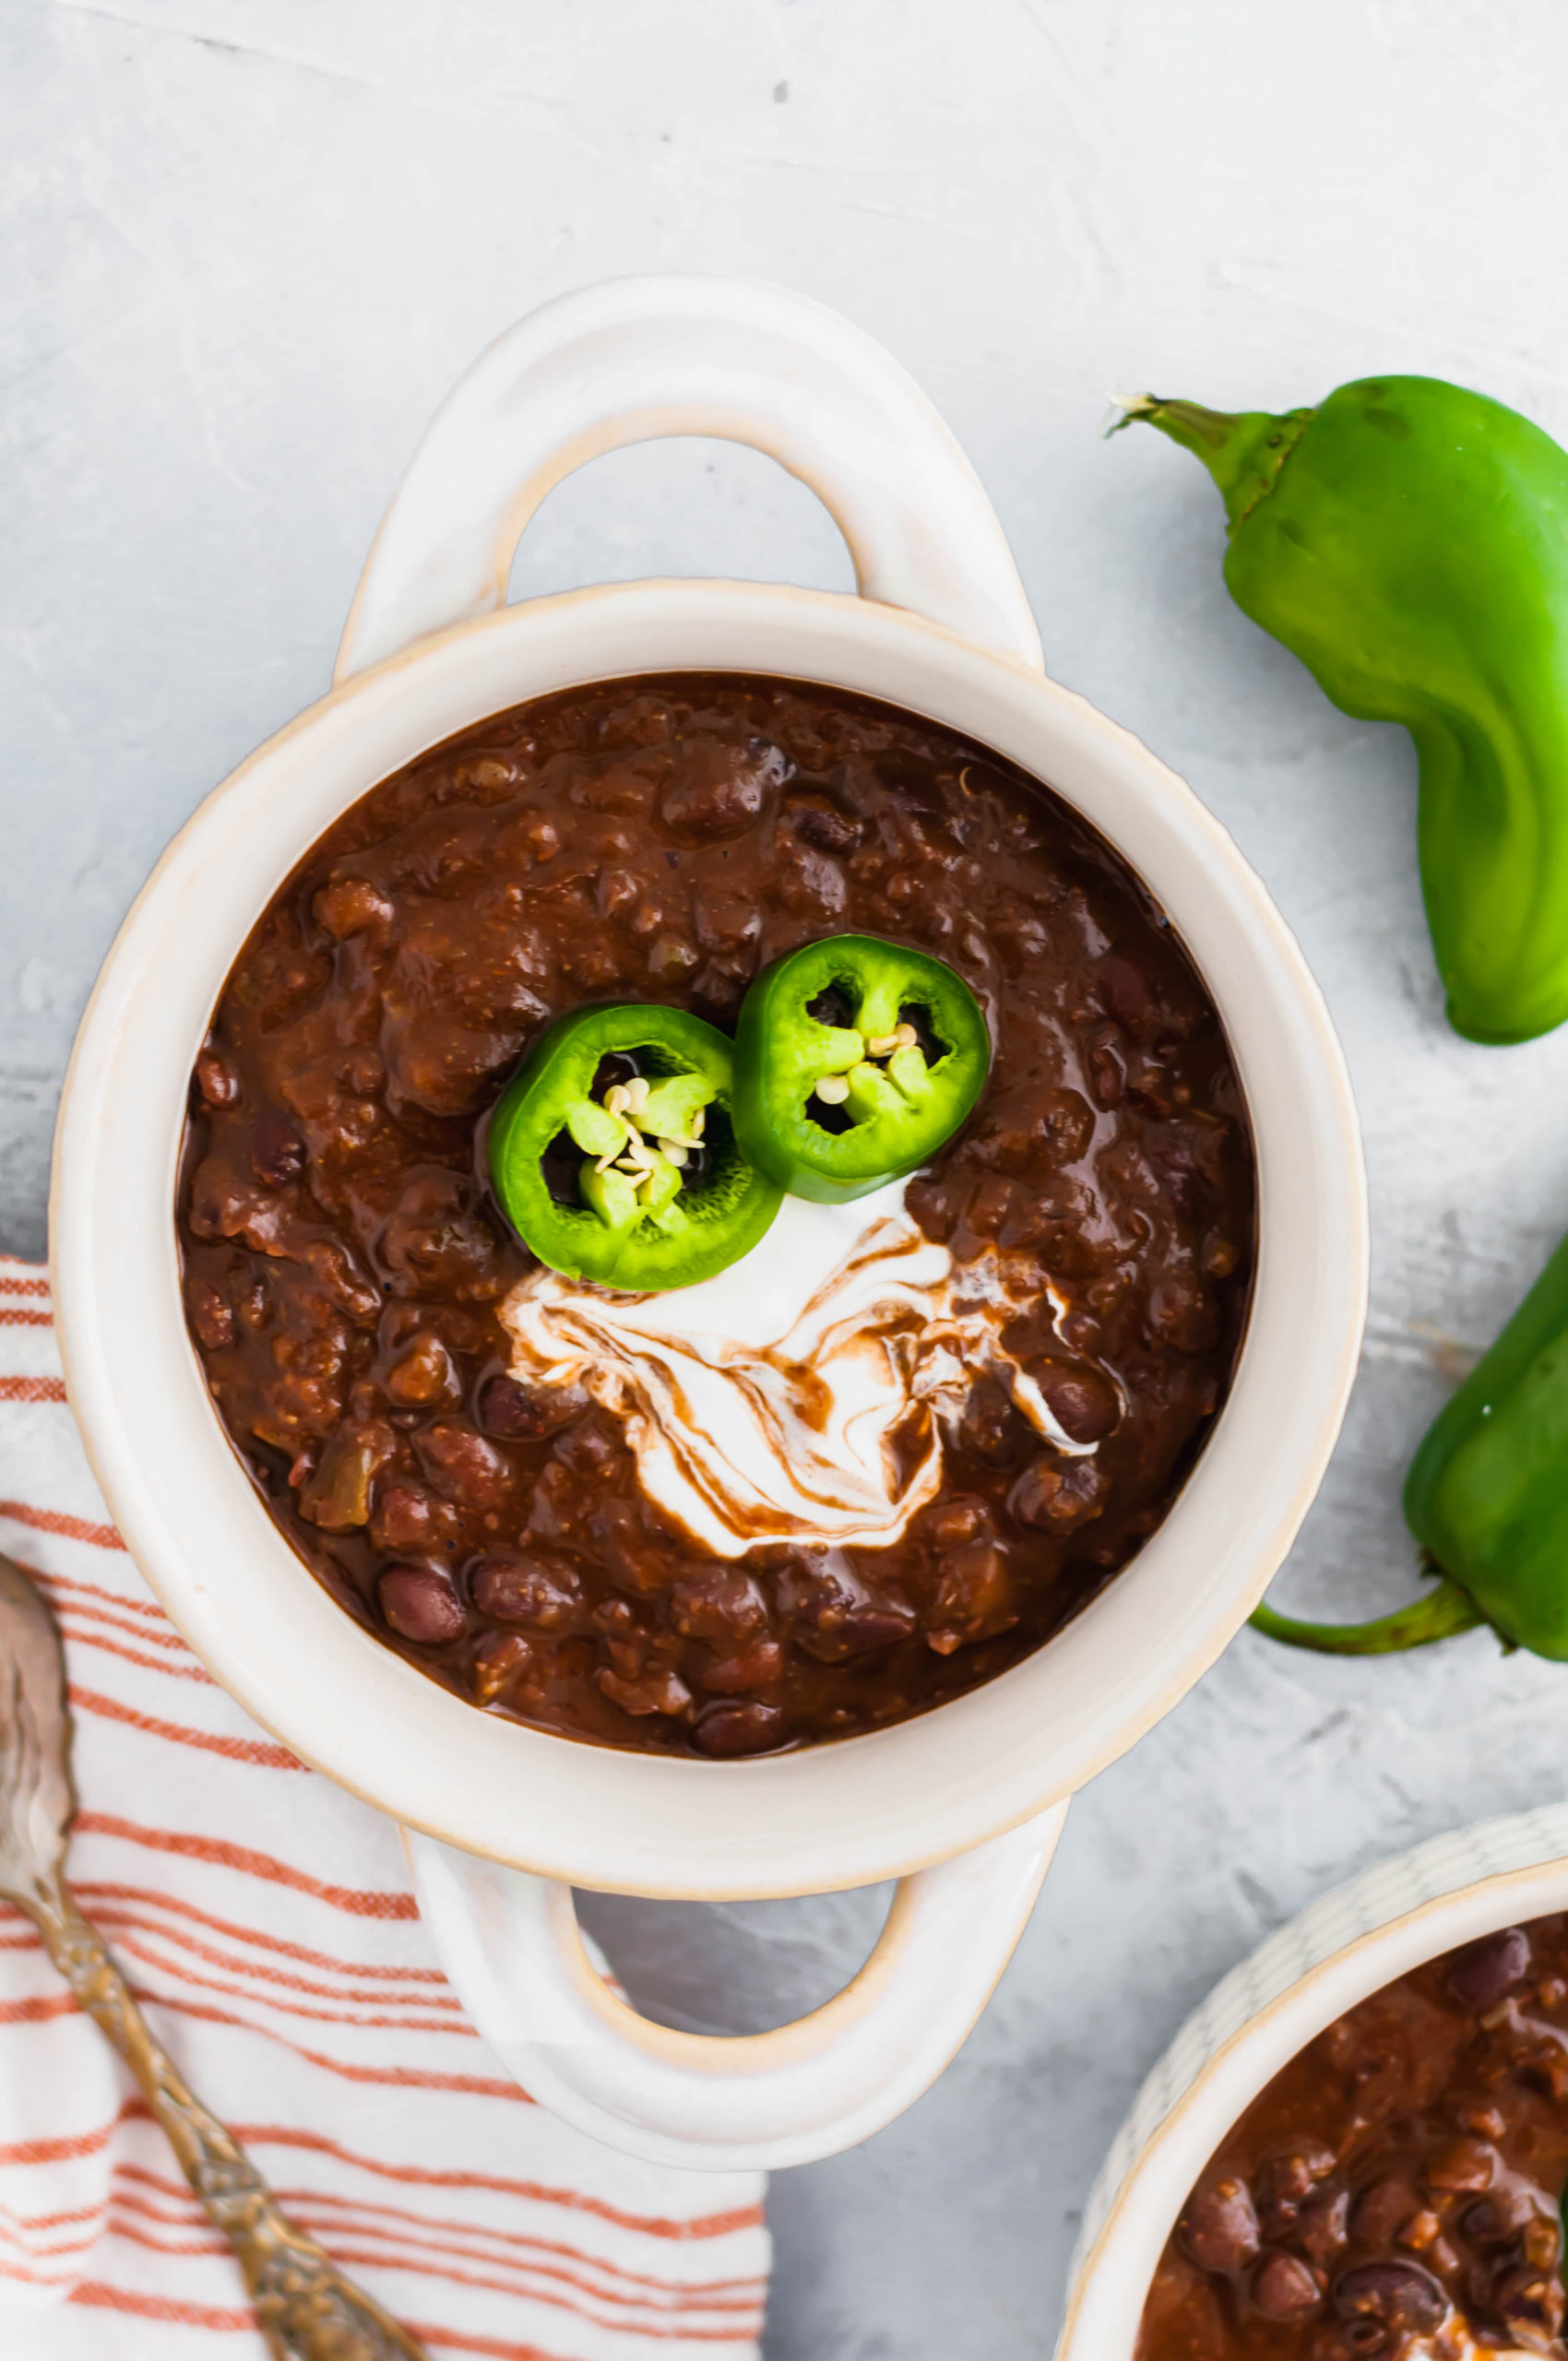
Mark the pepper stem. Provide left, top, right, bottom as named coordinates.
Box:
left=1249, top=1577, right=1486, bottom=1656
left=1107, top=393, right=1315, bottom=528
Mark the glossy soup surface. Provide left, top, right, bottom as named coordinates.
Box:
left=178, top=674, right=1254, bottom=1757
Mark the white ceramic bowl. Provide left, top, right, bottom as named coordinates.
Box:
left=50, top=276, right=1368, bottom=2169
left=1058, top=1802, right=1568, bottom=2357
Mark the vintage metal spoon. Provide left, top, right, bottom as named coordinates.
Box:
left=0, top=1549, right=429, bottom=2360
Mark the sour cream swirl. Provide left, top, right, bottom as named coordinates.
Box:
left=498, top=1186, right=1084, bottom=1559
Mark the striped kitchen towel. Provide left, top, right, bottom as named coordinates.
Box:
left=0, top=1259, right=769, bottom=2357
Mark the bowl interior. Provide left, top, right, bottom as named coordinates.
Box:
left=50, top=579, right=1367, bottom=1897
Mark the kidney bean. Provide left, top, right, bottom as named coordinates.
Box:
left=781, top=1563, right=917, bottom=1662
left=790, top=800, right=862, bottom=855
left=928, top=1540, right=1013, bottom=1654
left=1180, top=2176, right=1260, bottom=2274
left=195, top=1045, right=240, bottom=1107
left=551, top=1415, right=623, bottom=1476
left=695, top=1640, right=785, bottom=1694
left=691, top=1701, right=788, bottom=1757
left=1251, top=2251, right=1321, bottom=2322
left=185, top=1278, right=234, bottom=1352
left=250, top=1117, right=307, bottom=1187
left=477, top=1373, right=587, bottom=1440
left=469, top=1554, right=583, bottom=1629
left=1031, top=1359, right=1120, bottom=1444
left=1445, top=1927, right=1531, bottom=2012
left=370, top=1482, right=454, bottom=1553
left=1333, top=2260, right=1447, bottom=2334
left=668, top=1571, right=769, bottom=1645
left=417, top=1421, right=513, bottom=1511
left=1009, top=1453, right=1110, bottom=1535
left=386, top=1334, right=460, bottom=1408
left=379, top=1565, right=466, bottom=1644
left=1462, top=2179, right=1542, bottom=2243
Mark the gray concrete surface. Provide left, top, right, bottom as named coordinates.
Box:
left=8, top=3, right=1568, bottom=2354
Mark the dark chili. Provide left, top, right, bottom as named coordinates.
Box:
left=177, top=674, right=1255, bottom=1757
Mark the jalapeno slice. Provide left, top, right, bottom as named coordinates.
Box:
left=732, top=934, right=990, bottom=1204
left=487, top=1004, right=782, bottom=1289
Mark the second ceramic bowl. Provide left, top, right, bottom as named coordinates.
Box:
left=1057, top=1800, right=1568, bottom=2356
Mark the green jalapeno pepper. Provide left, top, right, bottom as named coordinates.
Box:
left=732, top=934, right=990, bottom=1204
left=1252, top=1228, right=1568, bottom=1659
left=1116, top=377, right=1568, bottom=1045
left=487, top=1003, right=781, bottom=1290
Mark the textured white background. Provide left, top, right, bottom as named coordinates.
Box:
left=7, top=3, right=1568, bottom=2354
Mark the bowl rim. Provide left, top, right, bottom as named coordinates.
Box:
left=1055, top=1800, right=1568, bottom=2359
left=49, top=575, right=1369, bottom=1899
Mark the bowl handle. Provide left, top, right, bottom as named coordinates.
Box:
left=358, top=276, right=1053, bottom=2169
left=405, top=1800, right=1065, bottom=2172
left=334, top=272, right=1043, bottom=682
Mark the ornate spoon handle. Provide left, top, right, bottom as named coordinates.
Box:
left=21, top=1869, right=429, bottom=2361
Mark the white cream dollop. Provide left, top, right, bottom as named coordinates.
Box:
left=498, top=1185, right=1076, bottom=1559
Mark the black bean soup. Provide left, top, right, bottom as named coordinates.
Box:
left=1141, top=1917, right=1568, bottom=2358
left=177, top=676, right=1254, bottom=1758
